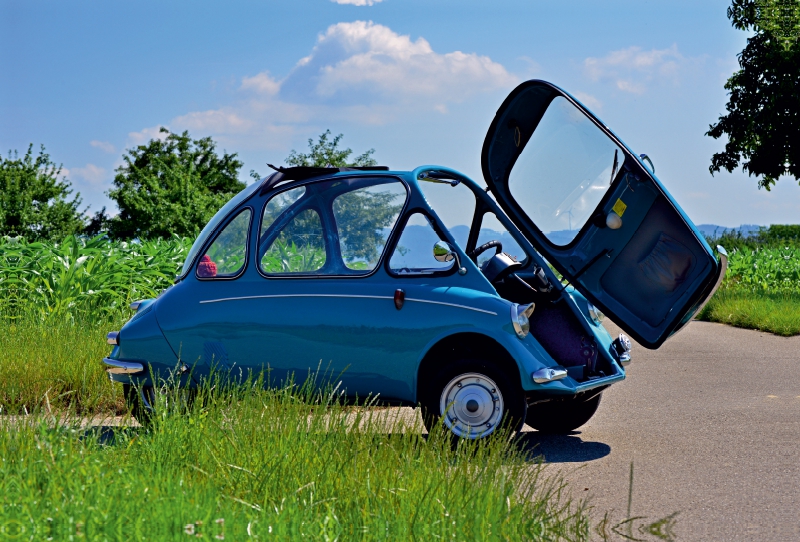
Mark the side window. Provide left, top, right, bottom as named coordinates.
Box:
left=476, top=212, right=528, bottom=266
left=332, top=181, right=406, bottom=272
left=261, top=208, right=326, bottom=274
left=197, top=208, right=251, bottom=279
left=389, top=213, right=453, bottom=275
left=261, top=187, right=305, bottom=233
left=417, top=180, right=476, bottom=250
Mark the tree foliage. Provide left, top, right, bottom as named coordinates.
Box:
left=285, top=129, right=377, bottom=168
left=0, top=145, right=85, bottom=241
left=707, top=0, right=800, bottom=190
left=108, top=128, right=246, bottom=239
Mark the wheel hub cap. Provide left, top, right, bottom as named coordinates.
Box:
left=440, top=372, right=504, bottom=439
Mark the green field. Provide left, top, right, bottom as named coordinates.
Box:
left=698, top=232, right=800, bottom=335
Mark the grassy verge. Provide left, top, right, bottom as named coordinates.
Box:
left=0, top=318, right=124, bottom=414
left=1, top=384, right=592, bottom=540
left=697, top=289, right=800, bottom=337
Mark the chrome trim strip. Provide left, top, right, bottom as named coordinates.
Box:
left=405, top=297, right=497, bottom=316
left=199, top=294, right=393, bottom=303
left=199, top=294, right=497, bottom=316
left=103, top=357, right=145, bottom=375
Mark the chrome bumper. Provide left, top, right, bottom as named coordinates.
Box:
left=103, top=357, right=145, bottom=374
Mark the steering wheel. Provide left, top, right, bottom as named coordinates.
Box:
left=469, top=240, right=503, bottom=259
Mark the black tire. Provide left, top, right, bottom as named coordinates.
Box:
left=526, top=393, right=602, bottom=434
left=420, top=359, right=527, bottom=440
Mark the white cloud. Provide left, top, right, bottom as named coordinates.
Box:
left=281, top=21, right=516, bottom=106
left=332, top=0, right=383, bottom=5
left=90, top=140, right=116, bottom=154
left=69, top=163, right=108, bottom=187
left=584, top=45, right=685, bottom=94
left=129, top=21, right=518, bottom=151
left=241, top=71, right=280, bottom=95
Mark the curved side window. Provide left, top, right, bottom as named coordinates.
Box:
left=196, top=208, right=251, bottom=279
left=332, top=182, right=406, bottom=272
left=261, top=208, right=327, bottom=274
left=389, top=213, right=454, bottom=275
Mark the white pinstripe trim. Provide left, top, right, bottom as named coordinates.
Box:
left=198, top=293, right=497, bottom=316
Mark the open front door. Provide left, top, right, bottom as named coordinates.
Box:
left=482, top=80, right=725, bottom=348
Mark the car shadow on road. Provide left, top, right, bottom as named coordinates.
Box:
left=517, top=430, right=611, bottom=463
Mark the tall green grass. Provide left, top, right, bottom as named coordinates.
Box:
left=1, top=382, right=592, bottom=540
left=0, top=318, right=123, bottom=414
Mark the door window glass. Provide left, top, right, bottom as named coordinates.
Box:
left=508, top=96, right=624, bottom=245
left=197, top=208, right=251, bottom=278
left=476, top=212, right=527, bottom=266
left=332, top=181, right=406, bottom=272
left=417, top=180, right=476, bottom=250
left=389, top=213, right=453, bottom=275
left=261, top=208, right=326, bottom=274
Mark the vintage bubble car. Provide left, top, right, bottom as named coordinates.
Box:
left=104, top=80, right=727, bottom=438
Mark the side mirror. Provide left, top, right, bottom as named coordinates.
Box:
left=433, top=241, right=467, bottom=275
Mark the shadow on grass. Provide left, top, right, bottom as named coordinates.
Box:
left=518, top=430, right=611, bottom=463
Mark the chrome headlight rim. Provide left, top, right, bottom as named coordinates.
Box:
left=511, top=302, right=535, bottom=339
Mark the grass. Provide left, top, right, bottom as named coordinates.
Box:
left=1, top=381, right=594, bottom=540
left=0, top=317, right=125, bottom=415
left=697, top=289, right=800, bottom=337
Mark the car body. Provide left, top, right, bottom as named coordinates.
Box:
left=104, top=80, right=727, bottom=438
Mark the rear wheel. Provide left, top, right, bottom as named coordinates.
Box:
left=420, top=359, right=526, bottom=440
left=526, top=393, right=602, bottom=433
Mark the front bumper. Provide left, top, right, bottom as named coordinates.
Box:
left=102, top=357, right=145, bottom=375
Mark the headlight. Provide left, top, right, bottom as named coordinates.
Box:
left=587, top=302, right=604, bottom=325
left=511, top=303, right=535, bottom=339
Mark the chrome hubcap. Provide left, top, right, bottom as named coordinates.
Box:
left=440, top=372, right=504, bottom=439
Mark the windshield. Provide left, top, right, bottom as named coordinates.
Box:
left=180, top=180, right=262, bottom=277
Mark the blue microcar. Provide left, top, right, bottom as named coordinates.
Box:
left=104, top=80, right=727, bottom=438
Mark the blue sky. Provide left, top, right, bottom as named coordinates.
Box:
left=3, top=0, right=799, bottom=227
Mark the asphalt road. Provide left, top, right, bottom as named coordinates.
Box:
left=519, top=320, right=800, bottom=540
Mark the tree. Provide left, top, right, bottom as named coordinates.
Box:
left=0, top=144, right=85, bottom=241
left=707, top=0, right=800, bottom=190
left=285, top=129, right=377, bottom=168
left=108, top=128, right=246, bottom=239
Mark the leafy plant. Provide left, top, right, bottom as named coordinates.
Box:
left=108, top=128, right=246, bottom=239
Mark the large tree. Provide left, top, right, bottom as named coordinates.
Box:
left=108, top=128, right=246, bottom=239
left=707, top=0, right=800, bottom=190
left=0, top=145, right=85, bottom=241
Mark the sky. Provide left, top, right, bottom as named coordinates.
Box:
left=2, top=0, right=799, bottom=228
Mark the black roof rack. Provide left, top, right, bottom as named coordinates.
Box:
left=259, top=165, right=389, bottom=195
